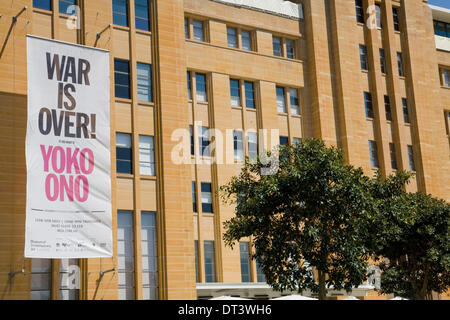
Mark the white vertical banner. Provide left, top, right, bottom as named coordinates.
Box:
left=25, top=35, right=112, bottom=258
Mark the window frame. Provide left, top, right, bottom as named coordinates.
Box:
left=402, top=98, right=410, bottom=124
left=135, top=0, right=150, bottom=31
left=136, top=62, right=153, bottom=103
left=364, top=92, right=374, bottom=119
left=116, top=132, right=133, bottom=174
left=355, top=0, right=364, bottom=24
left=33, top=0, right=52, bottom=11
left=407, top=145, right=416, bottom=172
left=369, top=140, right=380, bottom=168
left=112, top=0, right=129, bottom=28
left=114, top=58, right=131, bottom=99
left=359, top=44, right=368, bottom=71
left=59, top=0, right=76, bottom=14
left=138, top=135, right=155, bottom=176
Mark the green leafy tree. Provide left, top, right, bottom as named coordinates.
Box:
left=369, top=178, right=450, bottom=300
left=220, top=139, right=375, bottom=300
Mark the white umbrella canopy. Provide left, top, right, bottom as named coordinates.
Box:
left=271, top=295, right=318, bottom=300
left=343, top=296, right=360, bottom=300
left=389, top=297, right=409, bottom=300
left=209, top=296, right=251, bottom=300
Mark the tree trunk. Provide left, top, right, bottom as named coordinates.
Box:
left=318, top=270, right=327, bottom=300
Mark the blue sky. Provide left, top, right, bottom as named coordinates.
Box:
left=428, top=0, right=450, bottom=9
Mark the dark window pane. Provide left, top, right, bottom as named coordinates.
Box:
left=114, top=59, right=130, bottom=99
left=230, top=79, right=240, bottom=106
left=380, top=49, right=386, bottom=74
left=355, top=0, right=364, bottom=23
left=280, top=136, right=289, bottom=146
left=402, top=98, right=410, bottom=123
left=33, top=0, right=52, bottom=10
left=389, top=143, right=398, bottom=170
left=240, top=242, right=251, bottom=283
left=407, top=145, right=415, bottom=171
left=244, top=81, right=255, bottom=109
left=369, top=140, right=379, bottom=168
left=364, top=92, right=374, bottom=119
left=384, top=95, right=392, bottom=121
left=113, top=0, right=129, bottom=27
left=273, top=36, right=282, bottom=57
left=204, top=241, right=215, bottom=283
left=135, top=0, right=150, bottom=31
left=359, top=45, right=368, bottom=71
left=393, top=7, right=400, bottom=31
left=59, top=0, right=76, bottom=14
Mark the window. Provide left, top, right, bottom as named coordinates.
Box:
left=359, top=45, right=368, bottom=71
left=117, top=210, right=135, bottom=300
left=446, top=111, right=450, bottom=136
left=256, top=259, right=266, bottom=282
left=59, top=0, right=76, bottom=14
left=194, top=241, right=200, bottom=282
left=30, top=259, right=51, bottom=300
left=364, top=92, right=374, bottom=119
left=189, top=125, right=194, bottom=156
left=380, top=49, right=386, bottom=74
left=397, top=52, right=404, bottom=77
left=185, top=17, right=189, bottom=39
left=407, top=145, right=415, bottom=171
left=201, top=183, right=213, bottom=213
left=114, top=59, right=131, bottom=99
left=227, top=27, right=238, bottom=48
left=59, top=259, right=79, bottom=300
left=135, top=0, right=150, bottom=31
left=198, top=126, right=210, bottom=157
left=369, top=140, right=379, bottom=168
left=289, top=88, right=300, bottom=115
left=389, top=143, right=398, bottom=170
left=137, top=63, right=152, bottom=102
left=196, top=73, right=207, bottom=102
left=355, top=0, right=364, bottom=23
left=285, top=39, right=295, bottom=59
left=230, top=79, right=241, bottom=107
left=293, top=137, right=301, bottom=145
left=375, top=4, right=382, bottom=29
left=273, top=36, right=282, bottom=57
left=402, top=98, right=410, bottom=123
left=204, top=241, right=215, bottom=283
left=192, top=182, right=197, bottom=212
left=433, top=20, right=450, bottom=38
left=240, top=242, right=251, bottom=283
left=248, top=132, right=258, bottom=160
left=441, top=68, right=450, bottom=87
left=116, top=133, right=132, bottom=174
left=193, top=20, right=205, bottom=42
left=280, top=136, right=289, bottom=146
left=233, top=130, right=244, bottom=161
left=113, top=0, right=128, bottom=27
left=244, top=81, right=255, bottom=109
left=273, top=36, right=296, bottom=58
left=141, top=211, right=158, bottom=300
left=241, top=30, right=252, bottom=51
left=187, top=71, right=192, bottom=100
left=33, top=0, right=52, bottom=10
left=276, top=87, right=286, bottom=113
left=393, top=7, right=400, bottom=31
left=384, top=95, right=392, bottom=121
left=139, top=135, right=155, bottom=176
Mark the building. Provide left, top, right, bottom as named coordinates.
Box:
left=0, top=0, right=449, bottom=300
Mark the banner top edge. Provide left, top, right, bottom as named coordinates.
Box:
left=26, top=34, right=110, bottom=53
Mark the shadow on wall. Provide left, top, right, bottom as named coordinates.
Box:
left=0, top=91, right=28, bottom=300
